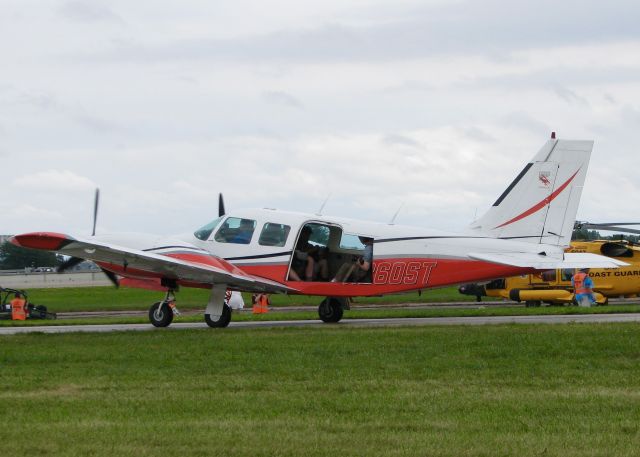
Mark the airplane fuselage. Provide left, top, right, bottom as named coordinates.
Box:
left=94, top=208, right=559, bottom=297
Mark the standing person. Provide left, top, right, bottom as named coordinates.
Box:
left=10, top=292, right=27, bottom=321
left=572, top=268, right=595, bottom=307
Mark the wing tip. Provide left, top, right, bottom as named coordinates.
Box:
left=10, top=232, right=75, bottom=251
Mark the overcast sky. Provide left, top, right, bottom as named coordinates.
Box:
left=2, top=0, right=640, bottom=236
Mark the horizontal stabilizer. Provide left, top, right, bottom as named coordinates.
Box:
left=468, top=251, right=628, bottom=270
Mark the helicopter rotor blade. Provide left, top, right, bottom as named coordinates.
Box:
left=575, top=221, right=640, bottom=235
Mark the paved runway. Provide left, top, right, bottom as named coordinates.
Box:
left=2, top=313, right=640, bottom=335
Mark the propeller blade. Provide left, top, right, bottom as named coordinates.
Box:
left=57, top=256, right=84, bottom=273
left=92, top=188, right=100, bottom=236
left=100, top=268, right=120, bottom=288
left=218, top=193, right=226, bottom=217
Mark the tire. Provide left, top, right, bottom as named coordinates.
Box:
left=205, top=304, right=232, bottom=328
left=149, top=301, right=173, bottom=327
left=525, top=300, right=541, bottom=308
left=318, top=298, right=344, bottom=323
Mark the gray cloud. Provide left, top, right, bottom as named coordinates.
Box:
left=553, top=85, right=590, bottom=106
left=461, top=127, right=496, bottom=143
left=381, top=133, right=423, bottom=149
left=58, top=1, right=124, bottom=24
left=262, top=91, right=304, bottom=109
left=501, top=111, right=551, bottom=136
left=457, top=67, right=640, bottom=92
left=88, top=0, right=640, bottom=64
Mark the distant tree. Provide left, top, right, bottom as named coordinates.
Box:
left=571, top=229, right=640, bottom=243
left=571, top=228, right=601, bottom=241
left=0, top=241, right=61, bottom=270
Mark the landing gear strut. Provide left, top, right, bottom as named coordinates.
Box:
left=204, top=285, right=232, bottom=328
left=318, top=297, right=347, bottom=323
left=149, top=289, right=181, bottom=328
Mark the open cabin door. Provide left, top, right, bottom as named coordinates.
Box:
left=287, top=222, right=374, bottom=284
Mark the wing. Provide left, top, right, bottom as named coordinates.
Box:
left=468, top=251, right=629, bottom=269
left=11, top=232, right=294, bottom=293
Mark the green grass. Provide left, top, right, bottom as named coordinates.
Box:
left=3, top=303, right=640, bottom=328
left=21, top=286, right=473, bottom=312
left=1, top=324, right=640, bottom=456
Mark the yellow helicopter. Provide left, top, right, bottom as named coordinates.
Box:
left=459, top=222, right=640, bottom=306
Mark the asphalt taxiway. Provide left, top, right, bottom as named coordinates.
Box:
left=2, top=312, right=640, bottom=335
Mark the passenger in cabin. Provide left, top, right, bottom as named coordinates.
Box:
left=231, top=219, right=255, bottom=244
left=332, top=237, right=373, bottom=283
left=314, top=247, right=330, bottom=281
left=289, top=226, right=316, bottom=281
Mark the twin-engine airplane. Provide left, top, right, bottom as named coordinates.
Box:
left=11, top=135, right=627, bottom=327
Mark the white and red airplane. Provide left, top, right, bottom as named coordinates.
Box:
left=11, top=135, right=626, bottom=327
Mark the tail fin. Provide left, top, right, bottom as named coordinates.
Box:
left=468, top=137, right=593, bottom=247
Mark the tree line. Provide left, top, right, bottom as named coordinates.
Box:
left=0, top=241, right=61, bottom=270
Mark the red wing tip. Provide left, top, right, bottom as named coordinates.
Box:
left=10, top=232, right=75, bottom=250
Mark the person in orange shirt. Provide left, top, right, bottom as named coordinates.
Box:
left=572, top=268, right=595, bottom=307
left=10, top=292, right=27, bottom=320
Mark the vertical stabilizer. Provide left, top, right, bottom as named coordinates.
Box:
left=468, top=138, right=593, bottom=247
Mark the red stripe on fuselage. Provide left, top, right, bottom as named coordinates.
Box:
left=494, top=168, right=580, bottom=229
left=100, top=253, right=531, bottom=298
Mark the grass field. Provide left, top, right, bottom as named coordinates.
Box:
left=3, top=303, right=640, bottom=328
left=2, top=324, right=640, bottom=456
left=20, top=286, right=475, bottom=312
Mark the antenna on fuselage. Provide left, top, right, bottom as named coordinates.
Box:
left=389, top=202, right=405, bottom=225
left=316, top=193, right=331, bottom=216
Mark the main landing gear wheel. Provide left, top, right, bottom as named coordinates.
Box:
left=149, top=301, right=174, bottom=327
left=205, top=304, right=232, bottom=328
left=319, top=297, right=344, bottom=323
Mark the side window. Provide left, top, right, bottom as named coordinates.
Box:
left=541, top=270, right=557, bottom=282
left=561, top=269, right=574, bottom=282
left=340, top=233, right=366, bottom=251
left=214, top=217, right=256, bottom=244
left=259, top=223, right=291, bottom=247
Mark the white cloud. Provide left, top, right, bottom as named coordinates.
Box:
left=12, top=170, right=96, bottom=192
left=1, top=0, right=640, bottom=238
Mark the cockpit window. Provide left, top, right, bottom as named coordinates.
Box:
left=194, top=216, right=224, bottom=241
left=259, top=223, right=291, bottom=247
left=214, top=217, right=256, bottom=244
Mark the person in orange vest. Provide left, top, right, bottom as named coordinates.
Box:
left=571, top=268, right=595, bottom=307
left=252, top=293, right=269, bottom=314
left=10, top=292, right=27, bottom=321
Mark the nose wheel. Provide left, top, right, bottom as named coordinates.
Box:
left=148, top=289, right=181, bottom=328
left=149, top=301, right=173, bottom=327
